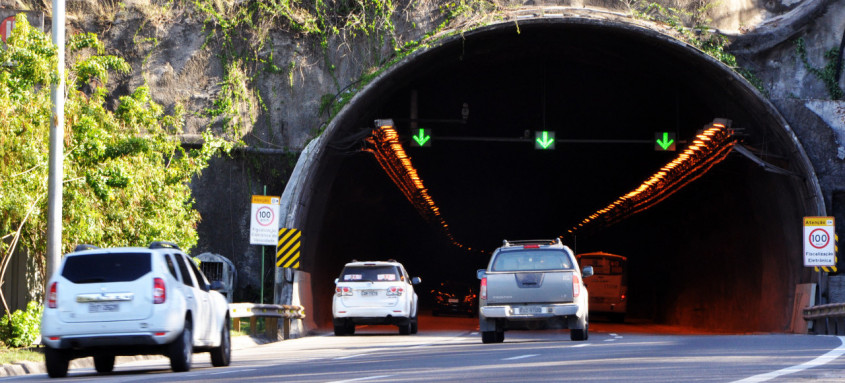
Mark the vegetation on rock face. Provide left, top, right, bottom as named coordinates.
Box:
left=0, top=15, right=233, bottom=318
left=795, top=38, right=844, bottom=100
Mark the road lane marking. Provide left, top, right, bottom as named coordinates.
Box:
left=732, top=336, right=845, bottom=383
left=571, top=343, right=590, bottom=348
left=334, top=354, right=370, bottom=360
left=503, top=354, right=539, bottom=360
left=328, top=375, right=393, bottom=383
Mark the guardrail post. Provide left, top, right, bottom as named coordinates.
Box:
left=283, top=317, right=291, bottom=339
left=250, top=317, right=258, bottom=335
left=232, top=317, right=241, bottom=332
left=265, top=317, right=278, bottom=339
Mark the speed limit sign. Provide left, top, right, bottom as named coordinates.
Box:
left=250, top=195, right=281, bottom=245
left=804, top=216, right=835, bottom=267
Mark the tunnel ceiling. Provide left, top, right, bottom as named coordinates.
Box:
left=304, top=18, right=819, bottom=332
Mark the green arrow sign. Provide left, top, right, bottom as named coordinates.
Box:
left=411, top=128, right=431, bottom=147
left=654, top=132, right=676, bottom=151
left=535, top=131, right=556, bottom=150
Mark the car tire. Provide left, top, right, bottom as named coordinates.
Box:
left=346, top=321, right=356, bottom=335
left=496, top=330, right=505, bottom=343
left=169, top=321, right=193, bottom=372
left=210, top=319, right=231, bottom=367
left=45, top=347, right=70, bottom=378
left=334, top=322, right=347, bottom=336
left=410, top=315, right=419, bottom=334
left=399, top=320, right=411, bottom=335
left=93, top=354, right=115, bottom=373
left=570, top=316, right=589, bottom=341
left=481, top=331, right=498, bottom=344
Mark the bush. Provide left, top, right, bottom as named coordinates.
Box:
left=0, top=301, right=43, bottom=348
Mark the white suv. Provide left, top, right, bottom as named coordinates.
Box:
left=41, top=242, right=231, bottom=378
left=332, top=260, right=421, bottom=335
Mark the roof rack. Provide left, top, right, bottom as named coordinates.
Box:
left=502, top=238, right=562, bottom=247
left=149, top=241, right=181, bottom=250
left=74, top=244, right=100, bottom=252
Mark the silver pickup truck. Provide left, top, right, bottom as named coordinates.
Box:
left=476, top=239, right=593, bottom=343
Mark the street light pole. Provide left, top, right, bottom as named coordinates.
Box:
left=45, top=0, right=65, bottom=282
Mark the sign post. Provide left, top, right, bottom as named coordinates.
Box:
left=804, top=216, right=836, bottom=267
left=251, top=194, right=280, bottom=303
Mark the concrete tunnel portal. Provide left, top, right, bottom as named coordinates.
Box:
left=280, top=17, right=824, bottom=334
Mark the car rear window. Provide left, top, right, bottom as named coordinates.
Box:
left=339, top=265, right=401, bottom=282
left=62, top=252, right=151, bottom=283
left=492, top=250, right=573, bottom=271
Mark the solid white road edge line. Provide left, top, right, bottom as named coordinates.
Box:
left=731, top=336, right=845, bottom=383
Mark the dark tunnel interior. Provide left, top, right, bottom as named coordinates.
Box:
left=304, top=21, right=813, bottom=333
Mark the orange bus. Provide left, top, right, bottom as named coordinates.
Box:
left=576, top=252, right=627, bottom=322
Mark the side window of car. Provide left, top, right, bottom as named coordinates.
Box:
left=175, top=254, right=195, bottom=287
left=164, top=254, right=180, bottom=281
left=187, top=258, right=210, bottom=292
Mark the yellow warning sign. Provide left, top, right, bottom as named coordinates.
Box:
left=276, top=228, right=301, bottom=269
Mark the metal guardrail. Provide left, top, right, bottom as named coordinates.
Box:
left=229, top=303, right=306, bottom=340
left=803, top=303, right=845, bottom=335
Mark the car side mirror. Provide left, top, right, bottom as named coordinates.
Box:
left=210, top=281, right=225, bottom=291
left=476, top=269, right=486, bottom=280
left=411, top=277, right=422, bottom=285
left=334, top=278, right=339, bottom=284
left=581, top=266, right=594, bottom=278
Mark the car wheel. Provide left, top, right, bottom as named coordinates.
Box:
left=346, top=321, right=356, bottom=335
left=481, top=331, right=498, bottom=344
left=496, top=330, right=505, bottom=343
left=93, top=354, right=115, bottom=373
left=399, top=320, right=411, bottom=335
left=45, top=347, right=70, bottom=378
left=410, top=315, right=419, bottom=334
left=570, top=316, right=589, bottom=341
left=210, top=319, right=231, bottom=367
left=334, top=322, right=347, bottom=336
left=169, top=321, right=193, bottom=372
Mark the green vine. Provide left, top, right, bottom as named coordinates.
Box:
left=795, top=37, right=844, bottom=100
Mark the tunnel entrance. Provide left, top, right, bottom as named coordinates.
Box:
left=284, top=17, right=823, bottom=333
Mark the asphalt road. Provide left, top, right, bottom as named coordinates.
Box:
left=8, top=315, right=845, bottom=382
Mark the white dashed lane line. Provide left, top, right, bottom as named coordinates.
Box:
left=503, top=354, right=539, bottom=360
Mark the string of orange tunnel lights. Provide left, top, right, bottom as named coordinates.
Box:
left=363, top=119, right=736, bottom=252
left=566, top=119, right=737, bottom=236
left=363, top=123, right=461, bottom=248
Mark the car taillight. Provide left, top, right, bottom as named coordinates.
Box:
left=48, top=282, right=57, bottom=309
left=153, top=278, right=166, bottom=304
left=523, top=244, right=540, bottom=249
left=572, top=274, right=581, bottom=298
left=480, top=277, right=487, bottom=300
left=386, top=286, right=404, bottom=296
left=336, top=286, right=352, bottom=296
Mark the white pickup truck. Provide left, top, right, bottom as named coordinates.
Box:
left=477, top=239, right=593, bottom=343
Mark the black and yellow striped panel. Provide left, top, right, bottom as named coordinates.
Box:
left=277, top=228, right=301, bottom=269
left=816, top=234, right=839, bottom=273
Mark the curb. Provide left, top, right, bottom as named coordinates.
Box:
left=0, top=335, right=276, bottom=378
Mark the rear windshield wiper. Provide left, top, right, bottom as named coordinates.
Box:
left=73, top=277, right=107, bottom=283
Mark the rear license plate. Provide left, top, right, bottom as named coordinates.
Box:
left=448, top=299, right=459, bottom=303
left=88, top=303, right=119, bottom=313
left=515, top=306, right=544, bottom=314
left=360, top=289, right=379, bottom=297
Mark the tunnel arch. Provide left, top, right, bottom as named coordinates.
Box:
left=279, top=15, right=825, bottom=333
